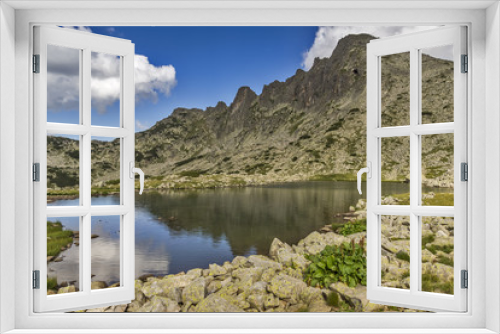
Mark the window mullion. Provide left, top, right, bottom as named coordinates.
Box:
left=409, top=47, right=420, bottom=294
left=81, top=47, right=92, bottom=295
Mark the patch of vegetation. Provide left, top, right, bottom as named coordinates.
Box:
left=426, top=244, right=453, bottom=255
left=67, top=150, right=79, bottom=159
left=401, top=270, right=410, bottom=280
left=47, top=276, right=58, bottom=291
left=106, top=179, right=120, bottom=185
left=396, top=250, right=410, bottom=262
left=298, top=134, right=311, bottom=140
left=304, top=240, right=366, bottom=288
left=326, top=292, right=340, bottom=307
left=289, top=118, right=305, bottom=135
left=422, top=273, right=453, bottom=294
left=179, top=169, right=206, bottom=178
left=244, top=163, right=272, bottom=175
left=47, top=221, right=74, bottom=257
left=337, top=219, right=366, bottom=236
left=423, top=193, right=454, bottom=206
left=326, top=119, right=344, bottom=132
left=291, top=156, right=298, bottom=162
left=309, top=174, right=357, bottom=182
left=174, top=154, right=205, bottom=167
left=222, top=157, right=231, bottom=162
left=437, top=256, right=454, bottom=267
left=325, top=135, right=335, bottom=148
left=306, top=150, right=321, bottom=159
left=421, top=234, right=436, bottom=248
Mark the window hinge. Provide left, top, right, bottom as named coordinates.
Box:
left=461, top=270, right=468, bottom=289
left=33, top=54, right=40, bottom=73
left=461, top=54, right=468, bottom=73
left=33, top=163, right=40, bottom=182
left=33, top=270, right=40, bottom=289
left=461, top=162, right=468, bottom=182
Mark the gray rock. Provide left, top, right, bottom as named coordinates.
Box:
left=182, top=277, right=207, bottom=305
left=195, top=294, right=244, bottom=312
left=267, top=274, right=307, bottom=299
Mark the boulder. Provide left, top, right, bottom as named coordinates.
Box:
left=182, top=277, right=207, bottom=305
left=195, top=294, right=244, bottom=312
left=91, top=281, right=108, bottom=290
left=208, top=263, right=227, bottom=276
left=247, top=255, right=282, bottom=270
left=138, top=296, right=180, bottom=312
left=267, top=274, right=307, bottom=300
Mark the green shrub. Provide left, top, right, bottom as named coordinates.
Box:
left=326, top=292, right=340, bottom=307
left=47, top=277, right=58, bottom=291
left=338, top=219, right=366, bottom=236
left=179, top=169, right=205, bottom=177
left=304, top=240, right=366, bottom=288
left=396, top=250, right=410, bottom=262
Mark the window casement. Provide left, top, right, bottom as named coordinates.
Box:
left=3, top=4, right=494, bottom=333
left=365, top=26, right=467, bottom=312
left=33, top=26, right=138, bottom=312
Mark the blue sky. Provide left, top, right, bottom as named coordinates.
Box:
left=92, top=26, right=318, bottom=131
left=48, top=26, right=434, bottom=132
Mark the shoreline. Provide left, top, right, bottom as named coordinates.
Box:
left=48, top=174, right=453, bottom=199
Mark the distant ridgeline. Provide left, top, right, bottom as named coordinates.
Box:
left=47, top=34, right=454, bottom=190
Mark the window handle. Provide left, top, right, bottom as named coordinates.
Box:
left=357, top=162, right=371, bottom=195
left=129, top=162, right=145, bottom=195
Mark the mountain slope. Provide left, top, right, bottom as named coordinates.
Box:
left=47, top=33, right=454, bottom=190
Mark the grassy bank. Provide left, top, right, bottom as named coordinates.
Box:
left=47, top=221, right=74, bottom=257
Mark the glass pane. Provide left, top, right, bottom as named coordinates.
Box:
left=421, top=216, right=454, bottom=294
left=47, top=217, right=80, bottom=295
left=91, top=215, right=121, bottom=289
left=421, top=133, right=454, bottom=205
left=47, top=44, right=80, bottom=124
left=381, top=52, right=410, bottom=127
left=380, top=215, right=410, bottom=290
left=421, top=45, right=454, bottom=124
left=91, top=136, right=121, bottom=205
left=381, top=137, right=410, bottom=205
left=91, top=52, right=121, bottom=127
left=47, top=135, right=80, bottom=203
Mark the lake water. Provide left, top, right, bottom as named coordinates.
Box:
left=47, top=181, right=445, bottom=287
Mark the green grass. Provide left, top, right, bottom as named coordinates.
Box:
left=47, top=221, right=74, bottom=257
left=421, top=235, right=436, bottom=248
left=179, top=169, right=206, bottom=178
left=396, top=250, right=410, bottom=262
left=426, top=244, right=453, bottom=255
left=309, top=174, right=357, bottom=182
left=401, top=270, right=410, bottom=279
left=47, top=277, right=58, bottom=291
left=437, top=256, right=454, bottom=267
left=422, top=273, right=453, bottom=294
left=388, top=192, right=453, bottom=207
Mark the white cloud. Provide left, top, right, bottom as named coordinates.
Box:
left=47, top=26, right=177, bottom=114
left=135, top=120, right=150, bottom=131
left=302, top=26, right=444, bottom=71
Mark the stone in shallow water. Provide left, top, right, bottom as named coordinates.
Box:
left=195, top=294, right=244, bottom=312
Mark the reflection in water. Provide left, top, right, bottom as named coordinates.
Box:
left=48, top=181, right=448, bottom=286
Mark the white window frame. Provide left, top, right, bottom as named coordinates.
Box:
left=0, top=1, right=499, bottom=333
left=33, top=26, right=136, bottom=312
left=366, top=26, right=467, bottom=312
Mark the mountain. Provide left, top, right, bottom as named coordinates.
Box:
left=47, top=33, right=454, bottom=191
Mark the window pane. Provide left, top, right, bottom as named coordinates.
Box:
left=421, top=45, right=454, bottom=124
left=91, top=215, right=121, bottom=289
left=47, top=44, right=80, bottom=124
left=381, top=215, right=410, bottom=290
left=381, top=137, right=410, bottom=205
left=91, top=52, right=121, bottom=127
left=91, top=136, right=121, bottom=204
left=421, top=133, right=454, bottom=206
left=421, top=216, right=454, bottom=295
left=47, top=135, right=80, bottom=203
left=47, top=217, right=80, bottom=295
left=381, top=52, right=410, bottom=127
